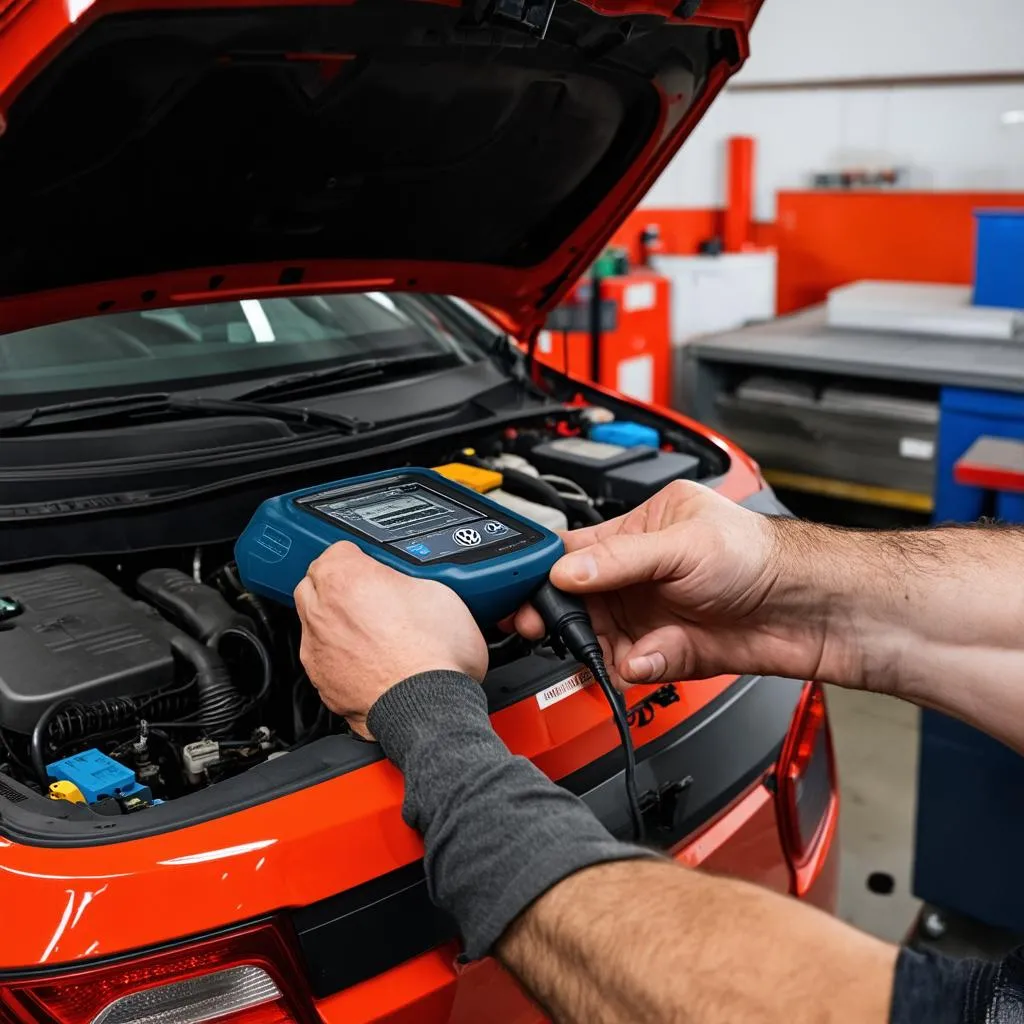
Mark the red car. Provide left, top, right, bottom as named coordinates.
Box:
left=0, top=0, right=837, bottom=1021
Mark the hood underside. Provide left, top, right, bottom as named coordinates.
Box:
left=0, top=0, right=754, bottom=335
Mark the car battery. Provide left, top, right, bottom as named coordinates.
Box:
left=604, top=450, right=700, bottom=505
left=527, top=438, right=657, bottom=494
left=528, top=437, right=700, bottom=505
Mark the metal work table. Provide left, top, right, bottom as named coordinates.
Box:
left=679, top=306, right=1024, bottom=423
left=676, top=306, right=1024, bottom=515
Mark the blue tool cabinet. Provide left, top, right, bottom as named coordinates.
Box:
left=918, top=384, right=1024, bottom=932
left=974, top=210, right=1024, bottom=310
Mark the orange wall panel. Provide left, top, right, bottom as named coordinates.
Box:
left=774, top=190, right=1024, bottom=314
left=605, top=191, right=1024, bottom=317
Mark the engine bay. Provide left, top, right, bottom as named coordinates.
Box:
left=0, top=405, right=723, bottom=819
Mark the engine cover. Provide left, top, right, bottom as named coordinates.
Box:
left=0, top=565, right=173, bottom=734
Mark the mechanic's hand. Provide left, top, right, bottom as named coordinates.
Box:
left=295, top=542, right=489, bottom=738
left=515, top=481, right=828, bottom=690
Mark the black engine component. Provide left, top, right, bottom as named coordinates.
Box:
left=136, top=569, right=253, bottom=644
left=0, top=565, right=174, bottom=735
left=0, top=563, right=269, bottom=794
left=604, top=449, right=700, bottom=505
left=527, top=437, right=657, bottom=493
left=527, top=436, right=701, bottom=505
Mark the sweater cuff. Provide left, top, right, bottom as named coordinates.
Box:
left=368, top=670, right=488, bottom=769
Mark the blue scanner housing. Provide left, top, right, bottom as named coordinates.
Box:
left=235, top=468, right=565, bottom=626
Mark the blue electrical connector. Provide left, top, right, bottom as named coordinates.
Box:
left=47, top=748, right=151, bottom=805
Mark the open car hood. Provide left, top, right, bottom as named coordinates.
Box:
left=0, top=0, right=760, bottom=339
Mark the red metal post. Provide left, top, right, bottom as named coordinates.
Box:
left=724, top=135, right=755, bottom=252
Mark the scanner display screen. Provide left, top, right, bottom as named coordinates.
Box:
left=306, top=480, right=522, bottom=563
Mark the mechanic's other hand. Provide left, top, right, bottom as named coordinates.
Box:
left=515, top=481, right=825, bottom=689
left=295, top=542, right=488, bottom=738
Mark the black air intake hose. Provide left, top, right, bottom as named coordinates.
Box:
left=45, top=690, right=193, bottom=749
left=168, top=631, right=247, bottom=736
left=137, top=569, right=254, bottom=644
left=138, top=569, right=272, bottom=729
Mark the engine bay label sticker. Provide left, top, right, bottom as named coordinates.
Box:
left=536, top=667, right=594, bottom=709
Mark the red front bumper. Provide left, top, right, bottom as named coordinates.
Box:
left=311, top=779, right=839, bottom=1024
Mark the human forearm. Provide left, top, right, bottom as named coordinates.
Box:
left=365, top=672, right=898, bottom=1024
left=769, top=519, right=1024, bottom=749
left=366, top=672, right=655, bottom=957
left=498, top=858, right=897, bottom=1024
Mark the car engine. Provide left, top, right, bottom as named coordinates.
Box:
left=0, top=411, right=716, bottom=815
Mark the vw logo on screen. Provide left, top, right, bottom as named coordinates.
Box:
left=453, top=527, right=482, bottom=547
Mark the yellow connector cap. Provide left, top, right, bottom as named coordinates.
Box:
left=49, top=780, right=86, bottom=804
left=433, top=462, right=503, bottom=494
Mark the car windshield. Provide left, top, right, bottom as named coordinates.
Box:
left=0, top=292, right=488, bottom=403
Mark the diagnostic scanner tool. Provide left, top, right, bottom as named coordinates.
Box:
left=237, top=467, right=646, bottom=841
left=235, top=468, right=565, bottom=626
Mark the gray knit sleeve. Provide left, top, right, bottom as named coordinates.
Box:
left=367, top=670, right=655, bottom=958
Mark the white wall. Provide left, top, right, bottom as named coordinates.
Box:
left=641, top=0, right=1024, bottom=221
left=741, top=0, right=1024, bottom=83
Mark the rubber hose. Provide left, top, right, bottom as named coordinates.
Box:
left=169, top=632, right=246, bottom=737
left=495, top=467, right=571, bottom=516
left=216, top=626, right=273, bottom=707
left=503, top=467, right=603, bottom=526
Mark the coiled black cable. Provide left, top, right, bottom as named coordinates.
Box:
left=29, top=677, right=197, bottom=789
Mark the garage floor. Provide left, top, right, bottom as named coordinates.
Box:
left=827, top=685, right=921, bottom=942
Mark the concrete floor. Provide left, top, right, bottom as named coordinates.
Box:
left=827, top=685, right=922, bottom=942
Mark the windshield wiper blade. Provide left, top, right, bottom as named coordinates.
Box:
left=231, top=353, right=456, bottom=402
left=0, top=393, right=372, bottom=437
left=0, top=392, right=170, bottom=433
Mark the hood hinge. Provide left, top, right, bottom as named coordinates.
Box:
left=467, top=0, right=557, bottom=38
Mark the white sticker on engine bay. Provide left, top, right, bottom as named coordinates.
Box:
left=536, top=667, right=595, bottom=709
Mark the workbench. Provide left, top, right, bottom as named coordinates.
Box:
left=678, top=306, right=1024, bottom=515
left=678, top=305, right=1024, bottom=935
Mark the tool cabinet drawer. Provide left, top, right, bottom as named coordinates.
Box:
left=714, top=378, right=939, bottom=496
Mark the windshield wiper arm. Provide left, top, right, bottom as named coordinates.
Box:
left=0, top=393, right=372, bottom=437
left=231, top=353, right=456, bottom=402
